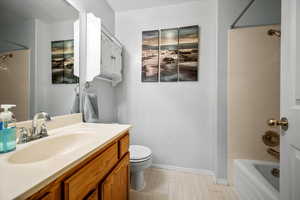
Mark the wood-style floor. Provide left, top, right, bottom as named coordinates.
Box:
left=130, top=168, right=239, bottom=200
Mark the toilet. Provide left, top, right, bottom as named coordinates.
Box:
left=129, top=145, right=152, bottom=191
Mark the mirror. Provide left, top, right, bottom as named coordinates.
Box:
left=0, top=0, right=80, bottom=121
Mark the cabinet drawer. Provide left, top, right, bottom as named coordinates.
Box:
left=38, top=193, right=53, bottom=200
left=64, top=143, right=118, bottom=200
left=119, top=134, right=129, bottom=159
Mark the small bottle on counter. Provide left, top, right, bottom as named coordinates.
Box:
left=0, top=104, right=17, bottom=153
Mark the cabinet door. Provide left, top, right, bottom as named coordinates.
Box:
left=38, top=193, right=53, bottom=200
left=84, top=189, right=98, bottom=200
left=101, top=153, right=129, bottom=200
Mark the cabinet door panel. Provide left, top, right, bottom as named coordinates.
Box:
left=101, top=153, right=129, bottom=200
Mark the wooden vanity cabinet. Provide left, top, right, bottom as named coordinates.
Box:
left=27, top=132, right=130, bottom=200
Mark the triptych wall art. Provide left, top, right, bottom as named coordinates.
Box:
left=142, top=25, right=199, bottom=82
left=51, top=40, right=79, bottom=84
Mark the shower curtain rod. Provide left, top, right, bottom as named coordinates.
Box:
left=0, top=40, right=29, bottom=50
left=231, top=0, right=255, bottom=29
left=101, top=24, right=123, bottom=48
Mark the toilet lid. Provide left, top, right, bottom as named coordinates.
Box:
left=129, top=145, right=152, bottom=161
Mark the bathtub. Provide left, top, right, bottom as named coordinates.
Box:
left=234, top=160, right=279, bottom=200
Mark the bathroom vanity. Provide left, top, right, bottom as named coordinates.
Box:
left=0, top=119, right=131, bottom=200
left=31, top=132, right=129, bottom=200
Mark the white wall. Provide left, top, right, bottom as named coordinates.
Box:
left=0, top=19, right=36, bottom=118
left=116, top=1, right=218, bottom=171
left=216, top=0, right=281, bottom=180
left=36, top=20, right=77, bottom=117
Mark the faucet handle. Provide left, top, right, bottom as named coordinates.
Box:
left=40, top=123, right=49, bottom=137
left=17, top=127, right=30, bottom=144
left=43, top=112, right=51, bottom=121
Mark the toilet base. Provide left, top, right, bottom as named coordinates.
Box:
left=130, top=157, right=152, bottom=191
left=130, top=171, right=146, bottom=191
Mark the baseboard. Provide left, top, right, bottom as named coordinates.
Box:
left=216, top=178, right=229, bottom=185
left=151, top=163, right=215, bottom=176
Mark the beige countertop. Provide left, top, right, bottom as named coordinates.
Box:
left=0, top=123, right=131, bottom=200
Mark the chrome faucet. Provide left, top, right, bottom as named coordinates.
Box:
left=32, top=112, right=51, bottom=138
left=17, top=112, right=51, bottom=144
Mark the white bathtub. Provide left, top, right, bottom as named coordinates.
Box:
left=234, top=160, right=279, bottom=200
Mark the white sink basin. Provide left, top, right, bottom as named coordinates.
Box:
left=8, top=134, right=96, bottom=164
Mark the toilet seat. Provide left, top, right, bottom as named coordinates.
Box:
left=130, top=145, right=152, bottom=163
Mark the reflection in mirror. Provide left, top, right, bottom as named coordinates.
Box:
left=0, top=0, right=80, bottom=121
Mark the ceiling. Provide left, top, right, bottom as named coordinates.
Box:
left=0, top=0, right=78, bottom=25
left=106, top=0, right=201, bottom=12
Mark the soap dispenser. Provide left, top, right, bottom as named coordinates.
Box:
left=0, top=104, right=17, bottom=153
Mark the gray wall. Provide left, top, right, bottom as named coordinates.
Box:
left=116, top=1, right=218, bottom=171
left=216, top=0, right=281, bottom=180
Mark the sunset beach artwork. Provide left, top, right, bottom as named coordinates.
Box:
left=142, top=30, right=159, bottom=82
left=141, top=25, right=199, bottom=82
left=178, top=26, right=199, bottom=81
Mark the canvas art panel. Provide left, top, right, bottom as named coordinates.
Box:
left=142, top=30, right=159, bottom=82
left=178, top=26, right=199, bottom=81
left=51, top=40, right=78, bottom=84
left=51, top=41, right=64, bottom=84
left=63, top=40, right=78, bottom=83
left=160, top=28, right=178, bottom=82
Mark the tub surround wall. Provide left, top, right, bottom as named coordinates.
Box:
left=0, top=50, right=30, bottom=121
left=0, top=19, right=37, bottom=118
left=116, top=1, right=218, bottom=172
left=228, top=25, right=280, bottom=185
